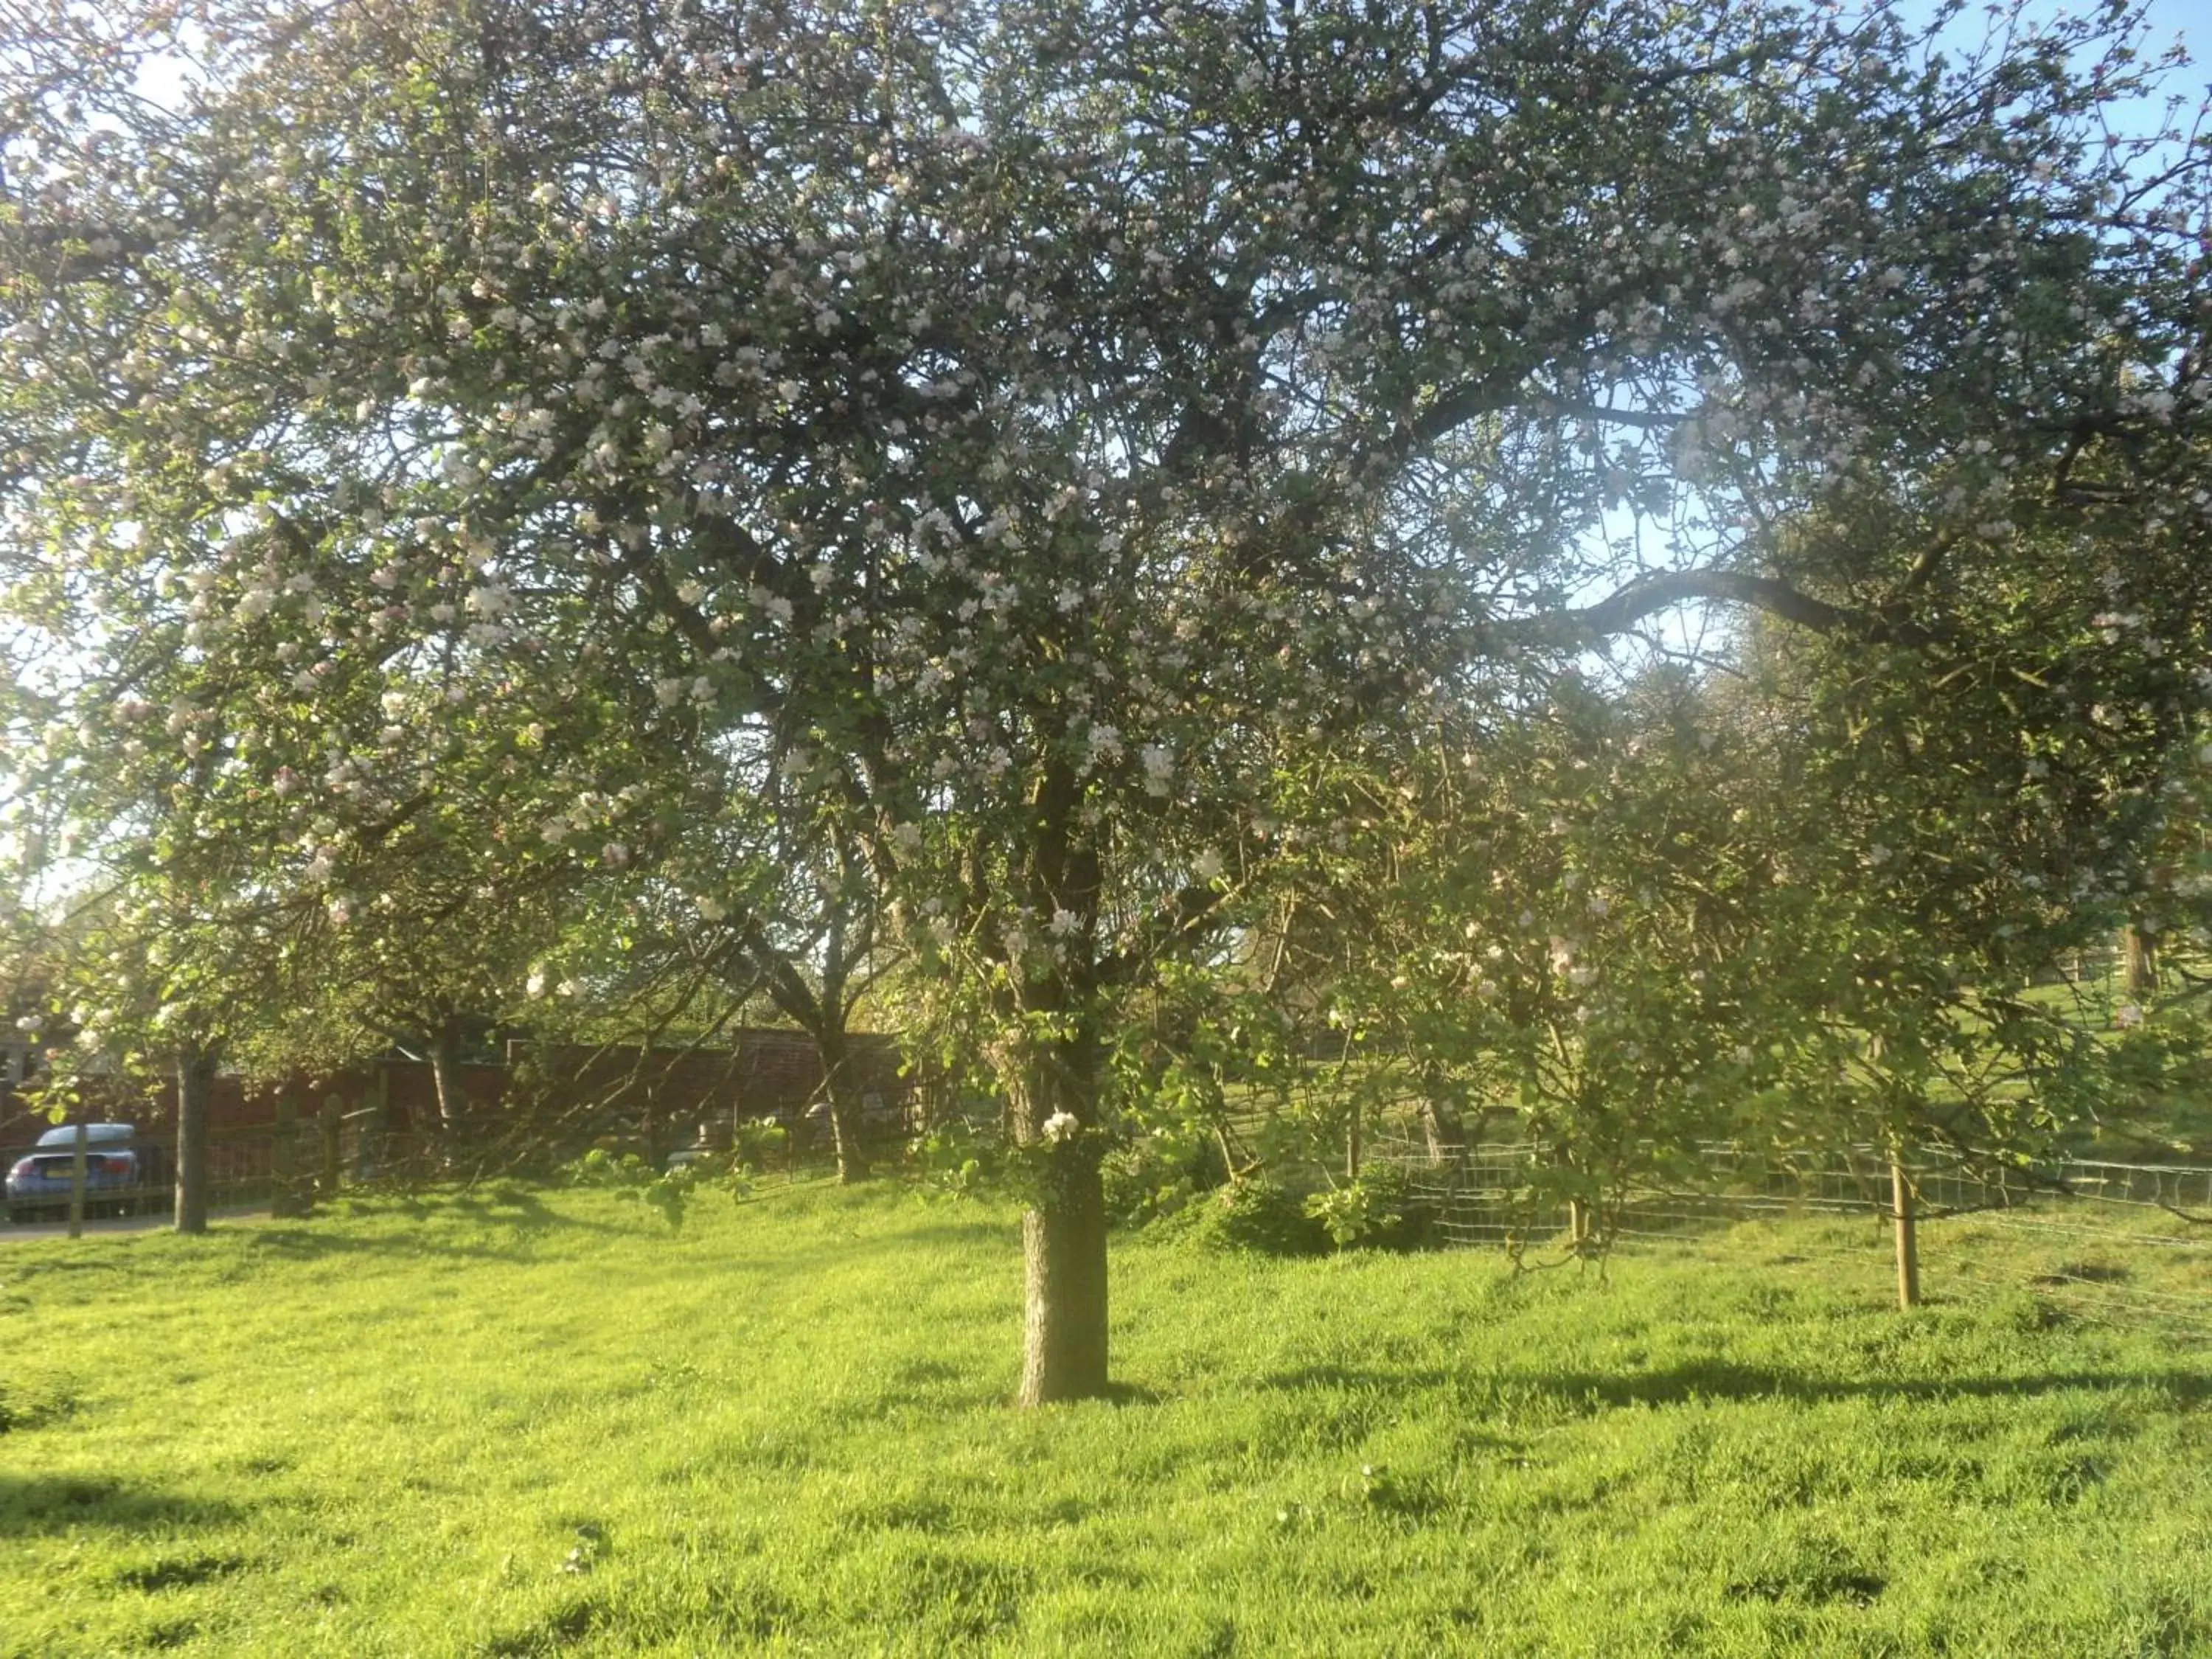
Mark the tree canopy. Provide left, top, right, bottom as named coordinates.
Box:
left=1, top=0, right=2206, bottom=1397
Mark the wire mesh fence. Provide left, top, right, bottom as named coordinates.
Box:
left=1352, top=1110, right=2212, bottom=1331
left=13, top=1081, right=2209, bottom=1338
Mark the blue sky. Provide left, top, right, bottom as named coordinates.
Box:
left=1915, top=0, right=2207, bottom=142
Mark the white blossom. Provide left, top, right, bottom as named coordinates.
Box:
left=1139, top=743, right=1174, bottom=796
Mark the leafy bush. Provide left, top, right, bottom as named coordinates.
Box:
left=1101, top=1127, right=1228, bottom=1225
left=1304, top=1179, right=1397, bottom=1250
left=905, top=1114, right=1002, bottom=1198
left=1310, top=1162, right=1434, bottom=1252
left=731, top=1116, right=789, bottom=1170
left=560, top=1147, right=748, bottom=1229
left=1189, top=1175, right=1329, bottom=1257
left=1391, top=1166, right=1439, bottom=1249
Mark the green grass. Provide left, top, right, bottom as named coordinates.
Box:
left=3, top=1180, right=2210, bottom=1657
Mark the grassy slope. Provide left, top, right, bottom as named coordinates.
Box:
left=1, top=1182, right=2208, bottom=1658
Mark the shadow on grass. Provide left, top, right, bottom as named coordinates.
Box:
left=234, top=1200, right=1013, bottom=1272
left=1531, top=1357, right=2212, bottom=1411
left=445, top=1186, right=626, bottom=1234
left=1101, top=1380, right=1166, bottom=1406
left=341, top=1185, right=630, bottom=1233
left=0, top=1474, right=246, bottom=1538
left=1259, top=1357, right=2211, bottom=1410
left=232, top=1184, right=636, bottom=1265
left=238, top=1223, right=560, bottom=1267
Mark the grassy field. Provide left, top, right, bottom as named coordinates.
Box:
left=3, top=1179, right=2210, bottom=1658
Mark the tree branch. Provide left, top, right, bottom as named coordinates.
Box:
left=1096, top=882, right=1229, bottom=988
left=1509, top=568, right=1930, bottom=649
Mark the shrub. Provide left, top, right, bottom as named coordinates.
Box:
left=1190, top=1175, right=1329, bottom=1256
left=1101, top=1129, right=1228, bottom=1225
left=906, top=1114, right=1001, bottom=1198
left=731, top=1116, right=789, bottom=1170
left=1305, top=1164, right=1434, bottom=1252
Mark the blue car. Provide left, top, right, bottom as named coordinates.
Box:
left=5, top=1123, right=162, bottom=1222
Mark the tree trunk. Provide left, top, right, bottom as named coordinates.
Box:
left=1020, top=1150, right=1108, bottom=1405
left=428, top=1015, right=465, bottom=1136
left=756, top=897, right=874, bottom=1185
left=1011, top=1020, right=1108, bottom=1406
left=816, top=1024, right=870, bottom=1185
left=1006, top=757, right=1110, bottom=1405
left=175, top=1044, right=216, bottom=1234
left=1419, top=1096, right=1464, bottom=1166
left=1890, top=1154, right=1921, bottom=1310
left=2121, top=921, right=2158, bottom=999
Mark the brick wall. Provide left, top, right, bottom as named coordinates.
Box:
left=0, top=1028, right=913, bottom=1147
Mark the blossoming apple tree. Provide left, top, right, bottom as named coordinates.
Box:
left=1, top=0, right=2205, bottom=1397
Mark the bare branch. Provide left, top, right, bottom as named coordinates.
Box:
left=1507, top=568, right=1931, bottom=649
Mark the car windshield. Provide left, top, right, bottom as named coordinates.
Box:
left=35, top=1123, right=136, bottom=1147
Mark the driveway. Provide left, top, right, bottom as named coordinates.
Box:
left=1, top=1204, right=270, bottom=1242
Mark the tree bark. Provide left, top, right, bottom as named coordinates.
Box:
left=815, top=1023, right=870, bottom=1185
left=753, top=895, right=874, bottom=1184
left=1012, top=1017, right=1110, bottom=1407
left=1891, top=1155, right=1921, bottom=1310
left=1020, top=1146, right=1109, bottom=1406
left=1419, top=1096, right=1465, bottom=1166
left=417, top=1014, right=471, bottom=1176
left=428, top=1014, right=465, bottom=1134
left=1004, top=757, right=1113, bottom=1406
left=175, top=1043, right=216, bottom=1234
left=2121, top=921, right=2158, bottom=999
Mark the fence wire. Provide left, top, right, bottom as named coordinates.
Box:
left=1331, top=1105, right=2212, bottom=1332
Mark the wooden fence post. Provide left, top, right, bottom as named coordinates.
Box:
left=1891, top=1153, right=1921, bottom=1310
left=66, top=1121, right=87, bottom=1239
left=320, top=1095, right=343, bottom=1197
left=1568, top=1195, right=1591, bottom=1250
left=370, top=1063, right=390, bottom=1177
left=271, top=1093, right=304, bottom=1217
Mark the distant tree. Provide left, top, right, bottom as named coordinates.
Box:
left=548, top=767, right=901, bottom=1186
left=12, top=858, right=274, bottom=1233
left=1279, top=675, right=1795, bottom=1239
left=1721, top=560, right=2211, bottom=1180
